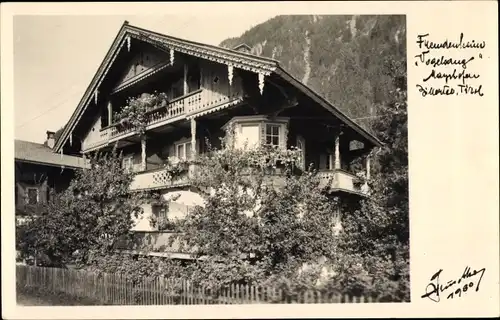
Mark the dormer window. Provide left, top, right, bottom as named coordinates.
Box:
left=223, top=116, right=289, bottom=150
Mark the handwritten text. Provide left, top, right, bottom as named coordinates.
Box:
left=415, top=33, right=486, bottom=97
left=421, top=266, right=486, bottom=302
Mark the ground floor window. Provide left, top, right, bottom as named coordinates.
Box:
left=175, top=141, right=192, bottom=160
left=122, top=155, right=134, bottom=173
left=26, top=187, right=39, bottom=205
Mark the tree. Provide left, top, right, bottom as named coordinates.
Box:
left=170, top=135, right=341, bottom=289
left=331, top=56, right=409, bottom=301
left=16, top=149, right=152, bottom=267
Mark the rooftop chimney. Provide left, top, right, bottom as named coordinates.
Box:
left=46, top=130, right=55, bottom=149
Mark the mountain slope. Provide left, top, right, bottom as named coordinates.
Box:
left=220, top=15, right=406, bottom=130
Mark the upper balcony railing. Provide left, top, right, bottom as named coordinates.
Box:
left=130, top=162, right=367, bottom=196
left=83, top=90, right=203, bottom=151
left=109, top=89, right=203, bottom=140
left=317, top=169, right=368, bottom=195
left=130, top=163, right=195, bottom=191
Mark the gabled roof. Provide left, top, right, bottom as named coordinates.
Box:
left=54, top=21, right=382, bottom=152
left=15, top=139, right=87, bottom=169
left=232, top=43, right=253, bottom=52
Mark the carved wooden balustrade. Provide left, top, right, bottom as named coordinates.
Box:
left=82, top=90, right=203, bottom=151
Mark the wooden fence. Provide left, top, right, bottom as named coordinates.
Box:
left=16, top=264, right=377, bottom=305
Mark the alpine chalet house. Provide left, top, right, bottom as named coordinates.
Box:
left=53, top=21, right=382, bottom=259
left=15, top=132, right=87, bottom=223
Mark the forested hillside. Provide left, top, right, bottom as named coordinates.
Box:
left=220, top=15, right=406, bottom=131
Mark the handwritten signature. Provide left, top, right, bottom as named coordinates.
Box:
left=421, top=266, right=486, bottom=302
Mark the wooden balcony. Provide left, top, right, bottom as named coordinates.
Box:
left=317, top=169, right=368, bottom=195
left=130, top=163, right=367, bottom=196
left=130, top=164, right=195, bottom=191
left=83, top=90, right=203, bottom=152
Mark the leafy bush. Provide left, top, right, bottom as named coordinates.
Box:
left=16, top=149, right=155, bottom=267
left=168, top=139, right=340, bottom=289
left=115, top=91, right=169, bottom=135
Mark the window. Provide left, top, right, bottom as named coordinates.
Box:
left=122, top=156, right=134, bottom=173
left=26, top=188, right=39, bottom=205
left=224, top=117, right=288, bottom=151
left=265, top=124, right=280, bottom=146
left=175, top=141, right=192, bottom=160
left=236, top=124, right=260, bottom=149
left=349, top=140, right=365, bottom=151
left=152, top=204, right=168, bottom=221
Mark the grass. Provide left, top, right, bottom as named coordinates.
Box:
left=16, top=285, right=104, bottom=306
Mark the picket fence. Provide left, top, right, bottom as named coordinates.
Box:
left=16, top=264, right=377, bottom=305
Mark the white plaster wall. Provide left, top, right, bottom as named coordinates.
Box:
left=130, top=189, right=205, bottom=231
left=131, top=203, right=155, bottom=231
left=161, top=189, right=205, bottom=220
left=335, top=171, right=355, bottom=190
left=235, top=123, right=260, bottom=149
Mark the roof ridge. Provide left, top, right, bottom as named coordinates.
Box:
left=125, top=23, right=280, bottom=65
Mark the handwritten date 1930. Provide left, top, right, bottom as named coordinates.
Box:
left=421, top=266, right=486, bottom=302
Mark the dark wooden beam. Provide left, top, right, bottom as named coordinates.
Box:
left=267, top=77, right=297, bottom=103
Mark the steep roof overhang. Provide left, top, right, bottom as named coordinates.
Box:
left=15, top=158, right=85, bottom=170
left=55, top=21, right=382, bottom=153
left=275, top=67, right=383, bottom=148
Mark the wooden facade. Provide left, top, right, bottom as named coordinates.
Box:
left=14, top=138, right=87, bottom=219
left=14, top=162, right=76, bottom=217
left=53, top=21, right=381, bottom=242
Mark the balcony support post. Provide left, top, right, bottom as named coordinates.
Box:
left=361, top=154, right=372, bottom=195
left=190, top=118, right=197, bottom=159
left=334, top=135, right=341, bottom=169
left=183, top=64, right=189, bottom=96
left=141, top=136, right=147, bottom=171
left=107, top=101, right=113, bottom=125
left=366, top=155, right=371, bottom=180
